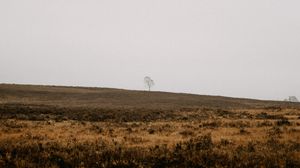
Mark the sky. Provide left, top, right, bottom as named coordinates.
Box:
left=0, top=0, right=300, bottom=100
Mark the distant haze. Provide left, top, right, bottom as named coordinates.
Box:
left=1, top=0, right=300, bottom=100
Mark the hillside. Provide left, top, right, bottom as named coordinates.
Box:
left=0, top=84, right=297, bottom=109
left=0, top=83, right=299, bottom=122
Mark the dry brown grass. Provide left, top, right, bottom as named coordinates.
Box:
left=1, top=109, right=299, bottom=167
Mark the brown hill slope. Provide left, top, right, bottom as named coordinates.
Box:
left=0, top=83, right=297, bottom=108
left=0, top=84, right=299, bottom=121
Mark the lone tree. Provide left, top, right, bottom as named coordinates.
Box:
left=144, top=76, right=154, bottom=91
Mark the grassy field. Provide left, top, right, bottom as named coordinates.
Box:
left=0, top=84, right=300, bottom=167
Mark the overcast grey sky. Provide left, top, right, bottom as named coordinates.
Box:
left=1, top=0, right=299, bottom=100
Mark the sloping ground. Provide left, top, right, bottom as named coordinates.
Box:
left=0, top=84, right=299, bottom=122
left=0, top=84, right=298, bottom=109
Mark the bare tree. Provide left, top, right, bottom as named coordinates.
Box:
left=144, top=76, right=154, bottom=91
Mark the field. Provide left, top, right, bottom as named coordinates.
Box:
left=0, top=84, right=300, bottom=167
